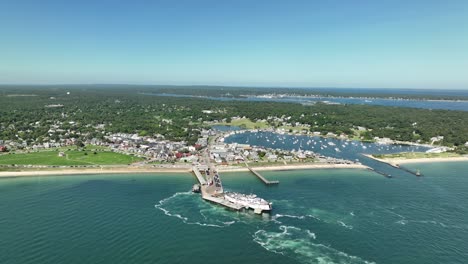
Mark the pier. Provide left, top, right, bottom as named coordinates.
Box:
left=385, top=162, right=422, bottom=176
left=192, top=167, right=207, bottom=185
left=192, top=166, right=243, bottom=211
left=192, top=165, right=272, bottom=213
left=247, top=166, right=279, bottom=185
left=380, top=162, right=422, bottom=177
left=243, top=161, right=279, bottom=185
left=361, top=154, right=422, bottom=178
left=366, top=168, right=392, bottom=178
left=397, top=165, right=422, bottom=177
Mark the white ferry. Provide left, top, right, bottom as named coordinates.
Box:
left=224, top=192, right=272, bottom=213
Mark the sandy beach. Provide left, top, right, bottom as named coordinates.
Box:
left=218, top=163, right=368, bottom=172
left=0, top=163, right=368, bottom=178
left=0, top=167, right=191, bottom=178
left=363, top=154, right=468, bottom=165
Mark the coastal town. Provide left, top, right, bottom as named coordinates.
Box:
left=3, top=100, right=468, bottom=179
left=0, top=124, right=363, bottom=171
left=2, top=84, right=468, bottom=176
left=1, top=88, right=468, bottom=175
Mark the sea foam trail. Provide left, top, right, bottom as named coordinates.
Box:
left=273, top=210, right=355, bottom=231
left=154, top=191, right=236, bottom=228
left=394, top=219, right=468, bottom=229
left=337, top=221, right=354, bottom=230
left=271, top=213, right=306, bottom=224
left=271, top=200, right=354, bottom=228
left=253, top=226, right=376, bottom=264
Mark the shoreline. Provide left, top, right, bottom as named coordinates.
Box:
left=0, top=163, right=368, bottom=178
left=217, top=163, right=368, bottom=172
left=0, top=167, right=191, bottom=178
left=362, top=154, right=468, bottom=165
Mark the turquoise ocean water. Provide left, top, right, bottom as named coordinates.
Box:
left=1, top=161, right=468, bottom=264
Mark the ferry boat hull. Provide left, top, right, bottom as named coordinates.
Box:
left=224, top=192, right=272, bottom=213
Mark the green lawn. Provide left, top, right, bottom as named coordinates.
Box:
left=278, top=125, right=310, bottom=132
left=42, top=144, right=111, bottom=152
left=0, top=151, right=143, bottom=166
left=84, top=144, right=111, bottom=151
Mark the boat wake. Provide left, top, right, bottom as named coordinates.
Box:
left=272, top=212, right=354, bottom=231
left=156, top=192, right=372, bottom=262
left=253, top=225, right=375, bottom=264
left=154, top=191, right=237, bottom=228
left=270, top=201, right=355, bottom=230
left=384, top=207, right=466, bottom=229
left=337, top=221, right=354, bottom=230
left=395, top=218, right=468, bottom=229
left=271, top=213, right=306, bottom=224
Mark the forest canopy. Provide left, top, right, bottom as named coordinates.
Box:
left=1, top=85, right=467, bottom=148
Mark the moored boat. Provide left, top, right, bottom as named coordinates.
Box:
left=224, top=192, right=272, bottom=213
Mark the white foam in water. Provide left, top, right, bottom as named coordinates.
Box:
left=253, top=225, right=375, bottom=264
left=273, top=206, right=357, bottom=233
left=396, top=220, right=408, bottom=225
left=306, top=230, right=317, bottom=240
left=306, top=208, right=355, bottom=229
left=275, top=214, right=306, bottom=220
left=385, top=207, right=465, bottom=229
left=337, top=221, right=354, bottom=230
left=271, top=213, right=307, bottom=224
left=154, top=191, right=236, bottom=228
left=307, top=214, right=323, bottom=221
left=394, top=219, right=468, bottom=230
left=273, top=212, right=354, bottom=231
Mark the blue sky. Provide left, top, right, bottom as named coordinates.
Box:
left=1, top=0, right=467, bottom=89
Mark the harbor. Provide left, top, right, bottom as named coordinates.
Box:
left=188, top=130, right=436, bottom=214
left=192, top=165, right=272, bottom=214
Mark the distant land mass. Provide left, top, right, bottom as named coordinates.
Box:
left=1, top=84, right=468, bottom=150
left=1, top=84, right=468, bottom=101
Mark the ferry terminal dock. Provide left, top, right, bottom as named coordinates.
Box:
left=192, top=165, right=270, bottom=214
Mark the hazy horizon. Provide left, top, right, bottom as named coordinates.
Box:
left=1, top=83, right=468, bottom=91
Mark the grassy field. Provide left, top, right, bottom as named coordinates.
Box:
left=219, top=118, right=270, bottom=129
left=53, top=145, right=111, bottom=152
left=374, top=152, right=461, bottom=159
left=278, top=125, right=310, bottom=133
left=0, top=150, right=143, bottom=166
left=218, top=119, right=312, bottom=133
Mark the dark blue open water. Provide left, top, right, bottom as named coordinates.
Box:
left=145, top=91, right=468, bottom=111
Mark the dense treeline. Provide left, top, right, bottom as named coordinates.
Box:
left=1, top=86, right=468, bottom=148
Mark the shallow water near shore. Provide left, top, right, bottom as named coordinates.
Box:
left=1, top=162, right=468, bottom=264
